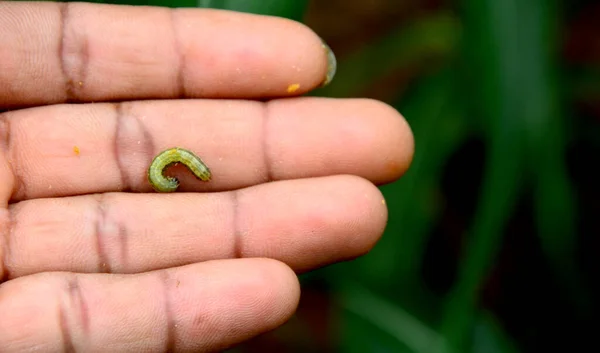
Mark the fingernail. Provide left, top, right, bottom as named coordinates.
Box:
left=320, top=40, right=337, bottom=87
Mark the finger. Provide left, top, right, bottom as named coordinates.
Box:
left=0, top=258, right=299, bottom=352
left=1, top=175, right=386, bottom=280
left=0, top=1, right=335, bottom=108
left=0, top=97, right=413, bottom=202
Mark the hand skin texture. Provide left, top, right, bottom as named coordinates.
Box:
left=0, top=2, right=414, bottom=352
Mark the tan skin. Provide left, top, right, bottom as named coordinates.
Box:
left=0, top=2, right=414, bottom=352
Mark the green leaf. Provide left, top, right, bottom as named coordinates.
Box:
left=320, top=68, right=469, bottom=333
left=437, top=0, right=531, bottom=350
left=76, top=0, right=198, bottom=8
left=522, top=0, right=589, bottom=313
left=67, top=0, right=309, bottom=18
left=314, top=13, right=461, bottom=98
left=354, top=68, right=467, bottom=291
left=339, top=282, right=451, bottom=353
left=471, top=311, right=521, bottom=353
left=197, top=0, right=309, bottom=20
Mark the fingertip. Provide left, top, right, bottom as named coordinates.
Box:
left=173, top=8, right=331, bottom=98
left=237, top=175, right=389, bottom=272
left=247, top=258, right=300, bottom=325
left=0, top=260, right=301, bottom=352
left=176, top=258, right=300, bottom=351
left=265, top=17, right=335, bottom=92
left=327, top=175, right=389, bottom=259
left=334, top=98, right=414, bottom=183
left=369, top=99, right=415, bottom=182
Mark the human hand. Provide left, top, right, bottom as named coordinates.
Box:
left=0, top=2, right=414, bottom=352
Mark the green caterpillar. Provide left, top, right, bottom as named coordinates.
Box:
left=148, top=147, right=211, bottom=192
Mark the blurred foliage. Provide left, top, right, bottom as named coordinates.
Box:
left=55, top=0, right=600, bottom=352
left=83, top=0, right=308, bottom=21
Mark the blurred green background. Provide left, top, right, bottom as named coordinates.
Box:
left=63, top=0, right=600, bottom=351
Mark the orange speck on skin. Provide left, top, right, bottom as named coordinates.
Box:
left=73, top=146, right=80, bottom=155
left=287, top=83, right=300, bottom=93
left=385, top=160, right=404, bottom=176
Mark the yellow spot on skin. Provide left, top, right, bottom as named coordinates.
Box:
left=287, top=83, right=300, bottom=93
left=73, top=146, right=80, bottom=155
left=382, top=199, right=386, bottom=205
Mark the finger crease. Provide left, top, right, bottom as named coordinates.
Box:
left=112, top=103, right=131, bottom=192
left=66, top=277, right=91, bottom=334
left=261, top=102, right=275, bottom=183
left=0, top=112, right=24, bottom=201
left=169, top=9, right=187, bottom=99
left=117, top=225, right=129, bottom=271
left=0, top=113, right=10, bottom=152
left=58, top=277, right=78, bottom=353
left=160, top=271, right=177, bottom=352
left=94, top=194, right=129, bottom=273
left=113, top=102, right=155, bottom=192
left=231, top=191, right=243, bottom=259
left=0, top=206, right=14, bottom=283
left=59, top=2, right=89, bottom=103
left=94, top=194, right=112, bottom=273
